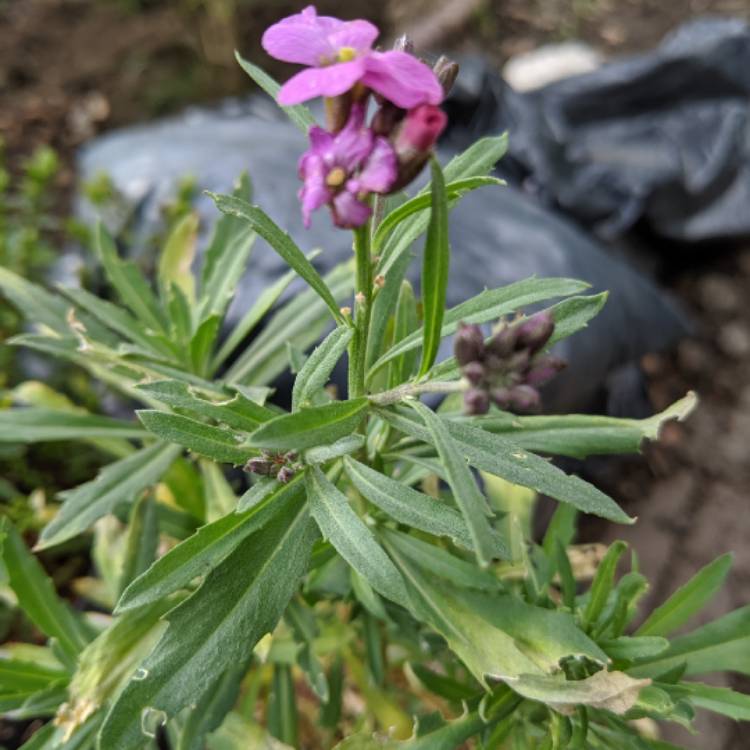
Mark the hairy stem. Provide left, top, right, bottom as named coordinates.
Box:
left=349, top=224, right=372, bottom=398
left=368, top=379, right=467, bottom=406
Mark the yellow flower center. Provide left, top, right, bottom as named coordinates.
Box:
left=326, top=167, right=347, bottom=188
left=337, top=46, right=356, bottom=63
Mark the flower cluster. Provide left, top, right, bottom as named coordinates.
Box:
left=454, top=312, right=566, bottom=415
left=262, top=6, right=452, bottom=228
left=244, top=450, right=301, bottom=484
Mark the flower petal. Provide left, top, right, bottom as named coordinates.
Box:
left=350, top=137, right=397, bottom=194
left=327, top=20, right=379, bottom=56
left=362, top=51, right=444, bottom=108
left=278, top=60, right=366, bottom=105
left=332, top=190, right=372, bottom=228
left=332, top=104, right=373, bottom=172
left=261, top=6, right=342, bottom=65
left=298, top=153, right=331, bottom=228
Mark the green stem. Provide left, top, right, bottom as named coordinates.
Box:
left=349, top=224, right=372, bottom=398
left=368, top=379, right=467, bottom=406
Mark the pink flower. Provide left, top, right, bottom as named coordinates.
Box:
left=298, top=105, right=397, bottom=228
left=262, top=6, right=443, bottom=109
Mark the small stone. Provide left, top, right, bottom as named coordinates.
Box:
left=718, top=322, right=750, bottom=358
left=698, top=274, right=741, bottom=314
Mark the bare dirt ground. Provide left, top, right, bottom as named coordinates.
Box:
left=2, top=1, right=750, bottom=748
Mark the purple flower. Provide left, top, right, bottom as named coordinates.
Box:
left=298, top=105, right=397, bottom=228
left=262, top=6, right=443, bottom=109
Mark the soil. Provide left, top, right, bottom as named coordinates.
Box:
left=2, top=1, right=750, bottom=749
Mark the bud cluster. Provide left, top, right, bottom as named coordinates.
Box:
left=454, top=311, right=565, bottom=415
left=244, top=450, right=301, bottom=484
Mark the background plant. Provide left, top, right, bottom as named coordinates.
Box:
left=1, top=13, right=749, bottom=750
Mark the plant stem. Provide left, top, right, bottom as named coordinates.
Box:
left=368, top=379, right=467, bottom=406
left=349, top=224, right=372, bottom=398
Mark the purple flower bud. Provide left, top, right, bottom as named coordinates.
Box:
left=524, top=356, right=566, bottom=387
left=432, top=55, right=460, bottom=96
left=505, top=349, right=531, bottom=375
left=285, top=451, right=299, bottom=462
left=507, top=385, right=541, bottom=413
left=277, top=466, right=296, bottom=484
left=516, top=311, right=555, bottom=354
left=454, top=322, right=485, bottom=366
left=462, top=361, right=485, bottom=385
left=245, top=457, right=273, bottom=475
left=489, top=387, right=511, bottom=410
left=486, top=325, right=517, bottom=359
left=464, top=387, right=490, bottom=415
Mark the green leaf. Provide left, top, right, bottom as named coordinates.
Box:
left=343, top=456, right=503, bottom=555
left=306, top=467, right=409, bottom=606
left=100, top=489, right=315, bottom=750
left=190, top=315, right=222, bottom=374
left=235, top=52, right=316, bottom=133
left=305, top=435, right=365, bottom=465
left=118, top=494, right=159, bottom=597
left=159, top=213, right=198, bottom=305
left=0, top=408, right=144, bottom=443
left=373, top=176, right=502, bottom=253
left=200, top=460, right=238, bottom=521
left=409, top=402, right=501, bottom=568
left=208, top=194, right=342, bottom=323
left=419, top=159, right=450, bottom=376
left=582, top=541, right=628, bottom=630
left=0, top=266, right=70, bottom=336
left=246, top=398, right=368, bottom=452
left=94, top=222, right=166, bottom=334
left=369, top=277, right=588, bottom=380
left=137, top=379, right=273, bottom=432
left=199, top=172, right=256, bottom=322
left=629, top=605, right=750, bottom=678
left=268, top=663, right=298, bottom=746
left=292, top=325, right=353, bottom=410
left=636, top=553, right=733, bottom=638
left=20, top=712, right=103, bottom=749
left=224, top=260, right=353, bottom=386
left=378, top=407, right=633, bottom=524
left=600, top=636, right=670, bottom=662
left=207, top=711, right=294, bottom=750
left=470, top=392, right=698, bottom=459
left=0, top=659, right=67, bottom=693
left=385, top=540, right=606, bottom=686
left=0, top=519, right=91, bottom=661
left=116, top=478, right=305, bottom=612
left=388, top=280, right=419, bottom=387
left=674, top=681, right=750, bottom=721
left=137, top=411, right=249, bottom=464
left=38, top=442, right=181, bottom=550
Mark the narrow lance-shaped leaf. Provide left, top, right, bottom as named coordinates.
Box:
left=208, top=194, right=342, bottom=323
left=245, top=398, right=368, bottom=452
left=100, top=489, right=316, bottom=749
left=38, top=442, right=181, bottom=550
left=0, top=408, right=145, bottom=443
left=408, top=402, right=498, bottom=569
left=137, top=411, right=249, bottom=464
left=235, top=52, right=316, bottom=133
left=418, top=158, right=450, bottom=377
left=292, top=326, right=353, bottom=410
left=378, top=406, right=633, bottom=524
left=0, top=519, right=92, bottom=661
left=306, top=467, right=409, bottom=607
left=388, top=280, right=419, bottom=388
left=158, top=213, right=198, bottom=306
left=636, top=553, right=733, bottom=638
left=582, top=541, right=628, bottom=631
left=0, top=267, right=70, bottom=336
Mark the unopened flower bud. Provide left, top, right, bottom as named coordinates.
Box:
left=516, top=311, right=555, bottom=354
left=524, top=356, right=566, bottom=387
left=372, top=101, right=405, bottom=137
left=490, top=387, right=511, bottom=410
left=462, top=361, right=485, bottom=385
left=432, top=55, right=460, bottom=96
left=486, top=325, right=517, bottom=359
left=392, top=34, right=415, bottom=55
left=507, top=385, right=541, bottom=413
left=464, top=387, right=490, bottom=415
left=284, top=451, right=298, bottom=462
left=245, top=457, right=273, bottom=475
left=506, top=349, right=531, bottom=375
left=454, top=322, right=485, bottom=366
left=390, top=104, right=448, bottom=190
left=277, top=466, right=295, bottom=484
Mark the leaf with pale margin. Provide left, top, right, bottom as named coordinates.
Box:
left=306, top=467, right=409, bottom=607
left=0, top=408, right=144, bottom=443
left=37, top=442, right=181, bottom=550
left=245, top=398, right=368, bottom=452
left=137, top=411, right=249, bottom=464
left=116, top=478, right=305, bottom=612
left=100, top=490, right=315, bottom=750
left=305, top=435, right=365, bottom=464
left=378, top=407, right=633, bottom=524
left=208, top=195, right=342, bottom=323
left=292, top=326, right=353, bottom=410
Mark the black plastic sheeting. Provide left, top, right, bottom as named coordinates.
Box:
left=446, top=17, right=750, bottom=243
left=74, top=18, right=750, bottom=414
